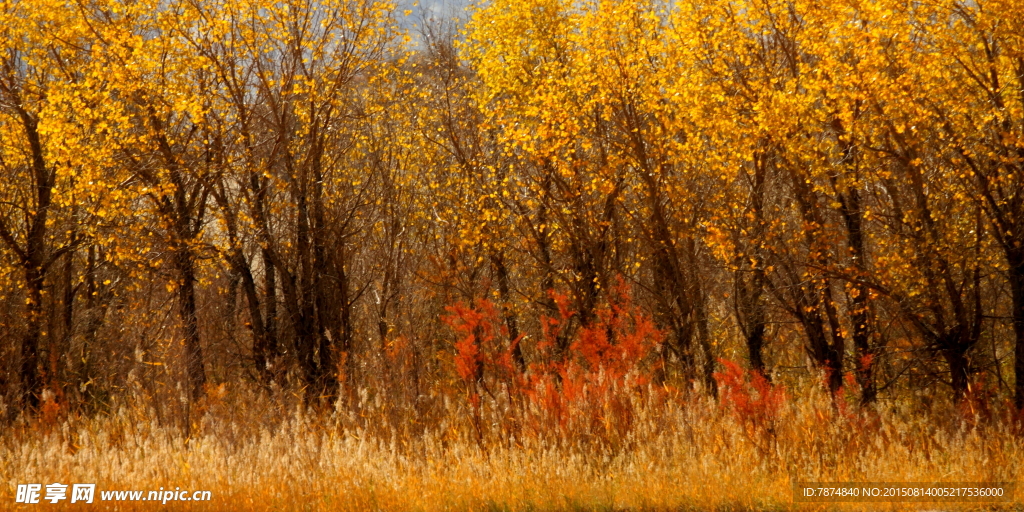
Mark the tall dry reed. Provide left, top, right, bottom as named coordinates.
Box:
left=2, top=375, right=1020, bottom=511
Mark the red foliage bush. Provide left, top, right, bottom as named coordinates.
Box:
left=571, top=278, right=662, bottom=383
left=714, top=358, right=785, bottom=429
left=443, top=277, right=665, bottom=443
left=443, top=298, right=519, bottom=396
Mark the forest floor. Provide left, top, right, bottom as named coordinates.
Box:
left=1, top=380, right=1021, bottom=511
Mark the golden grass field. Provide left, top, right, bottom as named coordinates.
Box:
left=2, top=375, right=1021, bottom=512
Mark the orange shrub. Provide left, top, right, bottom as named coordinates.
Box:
left=714, top=358, right=785, bottom=430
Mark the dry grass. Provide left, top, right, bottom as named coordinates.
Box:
left=1, top=376, right=1021, bottom=512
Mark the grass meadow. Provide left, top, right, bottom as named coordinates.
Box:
left=2, top=372, right=1020, bottom=511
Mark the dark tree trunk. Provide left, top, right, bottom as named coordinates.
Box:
left=312, top=171, right=339, bottom=403
left=798, top=293, right=843, bottom=395
left=20, top=265, right=44, bottom=409
left=292, top=175, right=320, bottom=397
left=645, top=181, right=696, bottom=380
left=737, top=266, right=768, bottom=379
left=231, top=249, right=272, bottom=385
left=536, top=173, right=568, bottom=356
left=215, top=180, right=274, bottom=387
left=262, top=248, right=279, bottom=365
left=821, top=283, right=847, bottom=394
left=250, top=171, right=279, bottom=383
left=492, top=251, right=524, bottom=372
left=789, top=165, right=844, bottom=396
left=149, top=111, right=209, bottom=404
left=1008, top=249, right=1024, bottom=410
left=13, top=109, right=53, bottom=410
left=332, top=248, right=354, bottom=401
left=61, top=249, right=75, bottom=346
left=840, top=187, right=876, bottom=404
left=937, top=321, right=978, bottom=404
left=79, top=245, right=109, bottom=405
left=736, top=152, right=769, bottom=380
left=174, top=248, right=206, bottom=402
left=686, top=240, right=717, bottom=397
left=746, top=315, right=767, bottom=377
left=831, top=117, right=876, bottom=405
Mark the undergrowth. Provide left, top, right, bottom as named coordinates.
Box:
left=2, top=289, right=1021, bottom=511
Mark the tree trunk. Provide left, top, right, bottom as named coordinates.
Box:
left=688, top=246, right=717, bottom=397
left=262, top=248, right=279, bottom=367
left=20, top=264, right=44, bottom=409
left=174, top=247, right=206, bottom=402
left=942, top=335, right=970, bottom=404
left=231, top=249, right=272, bottom=385
left=332, top=249, right=354, bottom=402
left=17, top=110, right=52, bottom=410
left=645, top=182, right=696, bottom=380
left=792, top=282, right=843, bottom=395
left=737, top=267, right=768, bottom=378
left=492, top=251, right=524, bottom=372
left=79, top=245, right=109, bottom=406
left=737, top=152, right=769, bottom=380
left=840, top=187, right=876, bottom=404
left=831, top=118, right=876, bottom=404
left=536, top=172, right=568, bottom=356
left=291, top=176, right=320, bottom=397
left=1008, top=249, right=1024, bottom=410
left=789, top=166, right=844, bottom=395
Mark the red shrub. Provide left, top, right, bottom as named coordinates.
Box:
left=571, top=277, right=662, bottom=382
left=443, top=298, right=520, bottom=392
left=714, top=358, right=785, bottom=428
left=445, top=278, right=665, bottom=442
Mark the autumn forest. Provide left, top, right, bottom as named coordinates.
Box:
left=1, top=0, right=1023, bottom=509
